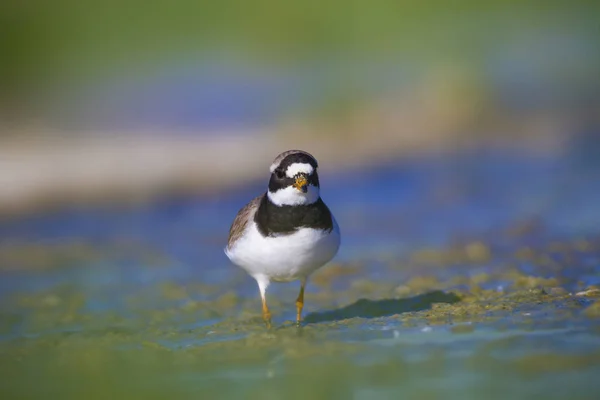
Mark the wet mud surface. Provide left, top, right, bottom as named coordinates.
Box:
left=1, top=140, right=600, bottom=398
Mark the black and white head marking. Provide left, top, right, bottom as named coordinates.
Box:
left=267, top=150, right=320, bottom=206
left=251, top=150, right=334, bottom=237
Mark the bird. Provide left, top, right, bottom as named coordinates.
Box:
left=224, top=150, right=340, bottom=328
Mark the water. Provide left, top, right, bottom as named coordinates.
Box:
left=1, top=134, right=600, bottom=399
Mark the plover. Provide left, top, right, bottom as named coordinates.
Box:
left=225, top=150, right=340, bottom=327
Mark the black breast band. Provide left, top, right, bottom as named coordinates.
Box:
left=254, top=194, right=334, bottom=236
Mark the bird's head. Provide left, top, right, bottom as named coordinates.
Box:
left=267, top=150, right=320, bottom=206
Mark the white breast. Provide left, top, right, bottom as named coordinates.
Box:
left=225, top=218, right=340, bottom=282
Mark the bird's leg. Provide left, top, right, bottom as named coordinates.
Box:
left=256, top=276, right=271, bottom=329
left=261, top=293, right=272, bottom=329
left=296, top=279, right=306, bottom=326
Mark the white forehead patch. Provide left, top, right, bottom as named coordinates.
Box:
left=285, top=163, right=314, bottom=178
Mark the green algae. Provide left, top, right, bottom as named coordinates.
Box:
left=584, top=301, right=600, bottom=318
left=0, top=252, right=591, bottom=337
left=2, top=323, right=600, bottom=399
left=0, top=240, right=172, bottom=272
left=409, top=241, right=492, bottom=267
left=2, top=235, right=600, bottom=398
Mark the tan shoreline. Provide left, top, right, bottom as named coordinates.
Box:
left=0, top=114, right=568, bottom=218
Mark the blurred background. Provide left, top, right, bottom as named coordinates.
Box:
left=2, top=1, right=600, bottom=398
left=1, top=0, right=599, bottom=213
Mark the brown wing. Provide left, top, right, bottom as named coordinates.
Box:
left=226, top=194, right=264, bottom=249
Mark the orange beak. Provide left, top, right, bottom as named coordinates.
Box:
left=293, top=175, right=308, bottom=193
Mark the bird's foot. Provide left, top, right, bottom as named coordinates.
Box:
left=262, top=309, right=272, bottom=329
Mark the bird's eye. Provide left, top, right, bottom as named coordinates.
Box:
left=275, top=169, right=285, bottom=179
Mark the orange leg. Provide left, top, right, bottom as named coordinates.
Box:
left=296, top=280, right=306, bottom=325
left=261, top=294, right=272, bottom=329
left=256, top=276, right=271, bottom=329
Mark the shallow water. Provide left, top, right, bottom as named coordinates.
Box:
left=1, top=134, right=600, bottom=399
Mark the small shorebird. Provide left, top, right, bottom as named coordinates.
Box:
left=225, top=150, right=340, bottom=327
